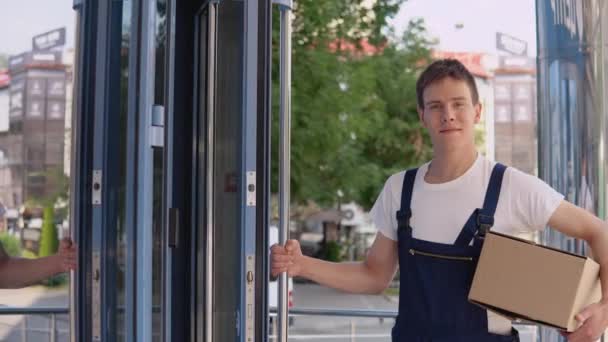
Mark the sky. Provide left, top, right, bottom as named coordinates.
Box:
left=0, top=0, right=537, bottom=57
left=0, top=0, right=76, bottom=56
left=389, top=0, right=538, bottom=56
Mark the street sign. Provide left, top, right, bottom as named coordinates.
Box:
left=496, top=32, right=528, bottom=56
left=32, top=28, right=66, bottom=51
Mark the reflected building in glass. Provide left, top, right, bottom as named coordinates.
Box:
left=537, top=0, right=608, bottom=340
left=493, top=56, right=537, bottom=176
left=0, top=71, right=11, bottom=208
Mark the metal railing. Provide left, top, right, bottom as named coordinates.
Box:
left=0, top=306, right=69, bottom=342
left=272, top=307, right=398, bottom=318
left=269, top=307, right=541, bottom=342
left=0, top=306, right=542, bottom=341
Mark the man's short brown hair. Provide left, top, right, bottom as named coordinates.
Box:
left=416, top=58, right=479, bottom=108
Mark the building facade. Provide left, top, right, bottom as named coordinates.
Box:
left=493, top=56, right=537, bottom=175
left=3, top=51, right=67, bottom=206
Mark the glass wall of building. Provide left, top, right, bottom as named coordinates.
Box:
left=537, top=0, right=608, bottom=340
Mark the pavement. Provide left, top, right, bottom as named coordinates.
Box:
left=0, top=286, right=69, bottom=342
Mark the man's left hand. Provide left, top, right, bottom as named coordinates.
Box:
left=56, top=237, right=77, bottom=273
left=562, top=301, right=608, bottom=342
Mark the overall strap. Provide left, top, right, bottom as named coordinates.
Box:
left=453, top=163, right=507, bottom=246
left=396, top=169, right=418, bottom=236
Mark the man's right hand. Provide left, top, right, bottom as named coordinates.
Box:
left=270, top=240, right=304, bottom=278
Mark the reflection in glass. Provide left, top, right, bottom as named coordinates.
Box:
left=495, top=105, right=510, bottom=123
left=537, top=0, right=608, bottom=340
left=210, top=2, right=244, bottom=341
left=152, top=149, right=164, bottom=342
left=113, top=1, right=132, bottom=340
left=195, top=8, right=209, bottom=341
left=152, top=1, right=167, bottom=341
left=514, top=105, right=529, bottom=122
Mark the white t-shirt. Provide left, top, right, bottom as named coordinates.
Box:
left=370, top=154, right=564, bottom=334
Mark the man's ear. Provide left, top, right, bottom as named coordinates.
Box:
left=418, top=106, right=425, bottom=124
left=473, top=102, right=482, bottom=124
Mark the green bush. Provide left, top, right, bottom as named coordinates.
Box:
left=43, top=273, right=67, bottom=287
left=21, top=249, right=38, bottom=259
left=0, top=233, right=21, bottom=257
left=320, top=241, right=342, bottom=262
left=38, top=206, right=58, bottom=258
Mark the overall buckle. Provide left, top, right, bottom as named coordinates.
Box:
left=475, top=210, right=494, bottom=238
left=396, top=209, right=411, bottom=233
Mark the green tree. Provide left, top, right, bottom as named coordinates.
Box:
left=22, top=166, right=69, bottom=287
left=320, top=241, right=342, bottom=262
left=0, top=233, right=21, bottom=257
left=271, top=0, right=435, bottom=209
left=353, top=20, right=436, bottom=207
left=0, top=53, right=8, bottom=70
left=38, top=207, right=58, bottom=258
left=25, top=166, right=68, bottom=263
left=26, top=166, right=69, bottom=208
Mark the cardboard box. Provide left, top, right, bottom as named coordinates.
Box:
left=468, top=231, right=602, bottom=332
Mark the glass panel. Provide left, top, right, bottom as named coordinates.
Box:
left=152, top=148, right=164, bottom=342
left=194, top=2, right=246, bottom=341
left=152, top=1, right=167, bottom=341
left=0, top=2, right=76, bottom=340
left=113, top=1, right=132, bottom=340
left=195, top=7, right=209, bottom=341
left=537, top=0, right=608, bottom=339
left=212, top=3, right=244, bottom=341
left=155, top=0, right=167, bottom=105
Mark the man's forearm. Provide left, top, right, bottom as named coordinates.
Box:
left=588, top=228, right=608, bottom=302
left=298, top=256, right=388, bottom=294
left=0, top=255, right=62, bottom=289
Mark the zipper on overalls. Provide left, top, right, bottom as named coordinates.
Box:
left=408, top=248, right=473, bottom=261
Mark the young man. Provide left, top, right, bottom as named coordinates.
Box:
left=0, top=237, right=77, bottom=288
left=271, top=59, right=608, bottom=341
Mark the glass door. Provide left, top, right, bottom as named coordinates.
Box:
left=193, top=2, right=248, bottom=341
left=164, top=0, right=272, bottom=341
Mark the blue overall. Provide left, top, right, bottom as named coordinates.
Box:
left=392, top=163, right=520, bottom=341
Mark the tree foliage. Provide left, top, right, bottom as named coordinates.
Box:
left=38, top=206, right=58, bottom=258
left=0, top=53, right=8, bottom=70
left=0, top=233, right=21, bottom=257
left=272, top=0, right=435, bottom=209
left=25, top=166, right=69, bottom=208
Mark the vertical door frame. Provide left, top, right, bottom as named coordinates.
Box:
left=191, top=2, right=219, bottom=342
left=165, top=0, right=272, bottom=340
left=70, top=0, right=97, bottom=340
left=254, top=0, right=272, bottom=339
left=133, top=0, right=157, bottom=340
left=164, top=0, right=177, bottom=340
left=241, top=0, right=261, bottom=340
left=90, top=0, right=130, bottom=340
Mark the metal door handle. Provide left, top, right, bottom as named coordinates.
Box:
left=272, top=1, right=293, bottom=342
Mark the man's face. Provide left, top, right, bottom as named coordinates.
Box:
left=417, top=77, right=481, bottom=152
